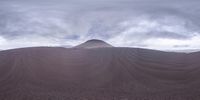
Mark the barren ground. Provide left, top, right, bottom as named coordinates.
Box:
left=0, top=47, right=200, bottom=100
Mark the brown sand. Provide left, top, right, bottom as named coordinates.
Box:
left=0, top=41, right=200, bottom=100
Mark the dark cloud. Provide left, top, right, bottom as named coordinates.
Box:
left=145, top=31, right=191, bottom=39
left=173, top=45, right=190, bottom=48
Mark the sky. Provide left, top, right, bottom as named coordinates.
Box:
left=0, top=0, right=200, bottom=50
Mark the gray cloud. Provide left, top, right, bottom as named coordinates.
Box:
left=173, top=45, right=190, bottom=48
left=0, top=0, right=200, bottom=50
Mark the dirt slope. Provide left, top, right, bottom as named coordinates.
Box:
left=0, top=46, right=200, bottom=100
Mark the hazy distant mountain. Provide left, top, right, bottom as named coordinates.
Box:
left=74, top=39, right=113, bottom=48
left=169, top=49, right=200, bottom=53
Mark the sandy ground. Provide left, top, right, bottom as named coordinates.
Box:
left=0, top=46, right=200, bottom=100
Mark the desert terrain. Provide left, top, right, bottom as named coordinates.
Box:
left=0, top=40, right=200, bottom=100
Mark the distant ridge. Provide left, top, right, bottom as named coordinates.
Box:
left=74, top=39, right=113, bottom=48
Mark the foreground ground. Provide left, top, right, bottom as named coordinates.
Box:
left=0, top=46, right=200, bottom=100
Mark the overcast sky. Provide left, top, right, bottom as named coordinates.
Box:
left=0, top=0, right=200, bottom=50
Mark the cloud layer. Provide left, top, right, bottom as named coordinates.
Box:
left=0, top=0, right=200, bottom=50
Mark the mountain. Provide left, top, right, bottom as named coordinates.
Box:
left=74, top=39, right=113, bottom=48
left=168, top=49, right=200, bottom=53
left=0, top=40, right=200, bottom=100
